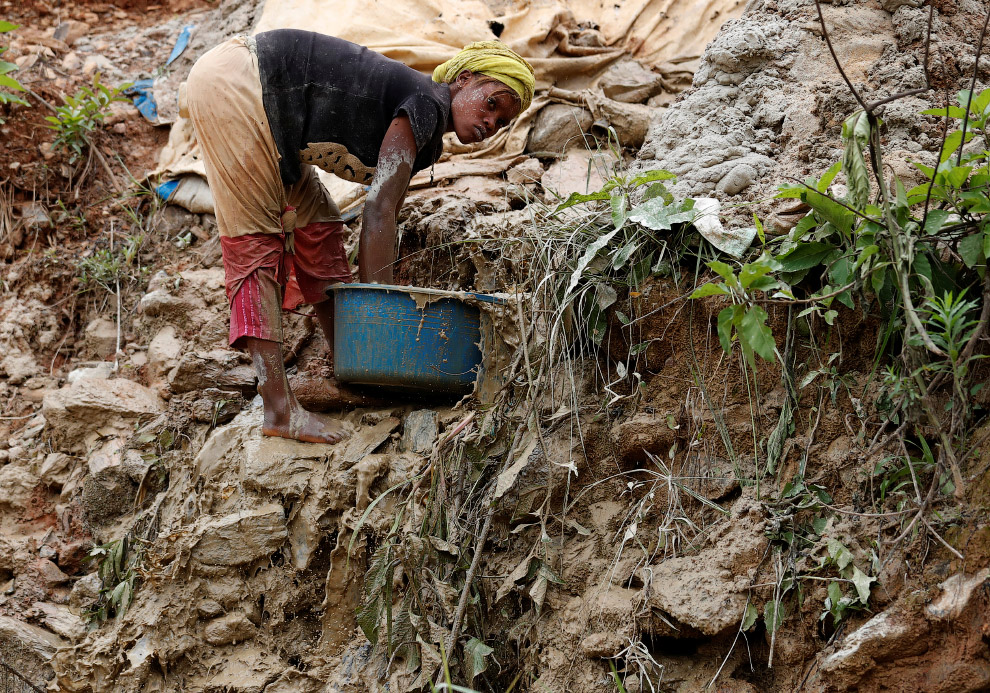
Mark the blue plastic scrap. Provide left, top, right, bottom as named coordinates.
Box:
left=127, top=24, right=195, bottom=123
left=125, top=78, right=158, bottom=121
left=155, top=179, right=180, bottom=203
left=166, top=25, right=194, bottom=66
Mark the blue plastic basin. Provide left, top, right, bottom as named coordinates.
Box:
left=330, top=283, right=499, bottom=394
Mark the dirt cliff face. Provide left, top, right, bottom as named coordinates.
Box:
left=0, top=0, right=989, bottom=691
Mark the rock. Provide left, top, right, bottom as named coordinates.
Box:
left=60, top=51, right=82, bottom=72
left=716, top=162, right=758, bottom=195
left=198, top=599, right=224, bottom=618
left=66, top=362, right=114, bottom=383
left=0, top=463, right=40, bottom=511
left=400, top=410, right=438, bottom=454
left=613, top=412, right=677, bottom=464
left=592, top=98, right=651, bottom=148
left=1, top=352, right=38, bottom=385
left=599, top=59, right=663, bottom=104
left=192, top=504, right=288, bottom=566
left=19, top=201, right=50, bottom=229
left=148, top=326, right=183, bottom=372
left=81, top=463, right=136, bottom=526
left=880, top=0, right=923, bottom=10
left=926, top=569, right=990, bottom=621
left=190, top=391, right=244, bottom=425
left=342, top=416, right=400, bottom=467
left=505, top=157, right=544, bottom=184
left=53, top=20, right=89, bottom=45
left=69, top=573, right=101, bottom=614
left=580, top=631, right=625, bottom=658
left=81, top=54, right=113, bottom=77
left=82, top=317, right=118, bottom=358
left=35, top=558, right=71, bottom=586
left=242, top=435, right=327, bottom=500
left=527, top=104, right=593, bottom=154
left=541, top=149, right=614, bottom=199
left=39, top=453, right=74, bottom=487
left=0, top=615, right=65, bottom=684
left=818, top=609, right=930, bottom=688
left=43, top=378, right=163, bottom=453
left=204, top=612, right=256, bottom=646
left=645, top=496, right=767, bottom=635
left=33, top=602, right=86, bottom=641
left=168, top=350, right=256, bottom=394
left=137, top=289, right=194, bottom=320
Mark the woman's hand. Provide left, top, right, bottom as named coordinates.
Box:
left=359, top=115, right=416, bottom=284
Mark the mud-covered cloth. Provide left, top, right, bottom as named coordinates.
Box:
left=185, top=35, right=343, bottom=239
left=224, top=220, right=352, bottom=346
left=254, top=29, right=451, bottom=188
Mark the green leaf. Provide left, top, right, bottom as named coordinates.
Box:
left=827, top=580, right=844, bottom=607
left=924, top=209, right=952, bottom=234
left=0, top=21, right=19, bottom=32
left=945, top=166, right=972, bottom=188
left=818, top=161, right=842, bottom=194
left=739, top=306, right=776, bottom=363
left=958, top=233, right=985, bottom=268
left=754, top=213, right=766, bottom=245
left=642, top=181, right=674, bottom=205
left=690, top=282, right=730, bottom=298
left=739, top=257, right=778, bottom=290
left=716, top=305, right=737, bottom=354
left=940, top=130, right=974, bottom=164
left=921, top=105, right=969, bottom=119
left=742, top=602, right=759, bottom=631
left=776, top=242, right=836, bottom=272
left=628, top=197, right=696, bottom=231
left=850, top=566, right=875, bottom=605
left=823, top=310, right=838, bottom=325
left=626, top=169, right=676, bottom=187
left=0, top=73, right=25, bottom=91
left=805, top=190, right=854, bottom=236
left=611, top=240, right=639, bottom=270
left=563, top=229, right=619, bottom=299
left=0, top=60, right=18, bottom=75
left=610, top=192, right=628, bottom=230
left=464, top=637, right=495, bottom=681
left=764, top=599, right=786, bottom=633
left=707, top=260, right=735, bottom=283
left=841, top=111, right=871, bottom=209
left=827, top=538, right=854, bottom=571
left=553, top=190, right=610, bottom=213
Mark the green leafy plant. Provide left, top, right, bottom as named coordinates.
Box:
left=76, top=232, right=146, bottom=294
left=84, top=536, right=143, bottom=626
left=0, top=21, right=28, bottom=123
left=46, top=73, right=130, bottom=163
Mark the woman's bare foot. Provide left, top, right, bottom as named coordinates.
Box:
left=245, top=337, right=350, bottom=445
left=262, top=405, right=349, bottom=444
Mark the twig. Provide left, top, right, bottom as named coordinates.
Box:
left=956, top=3, right=990, bottom=168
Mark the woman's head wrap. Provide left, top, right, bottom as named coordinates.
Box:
left=432, top=40, right=536, bottom=112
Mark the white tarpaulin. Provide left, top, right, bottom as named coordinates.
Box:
left=156, top=0, right=745, bottom=211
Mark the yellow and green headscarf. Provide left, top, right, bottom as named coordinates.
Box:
left=433, top=41, right=536, bottom=113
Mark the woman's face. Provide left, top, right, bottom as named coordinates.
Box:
left=449, top=73, right=521, bottom=145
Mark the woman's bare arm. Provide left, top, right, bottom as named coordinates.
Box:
left=359, top=115, right=416, bottom=283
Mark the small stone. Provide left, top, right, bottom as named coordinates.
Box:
left=506, top=158, right=544, bottom=185
left=83, top=317, right=119, bottom=359
left=62, top=52, right=82, bottom=72
left=52, top=20, right=90, bottom=45
left=400, top=410, right=438, bottom=454
left=36, top=558, right=70, bottom=586
left=112, top=122, right=126, bottom=135
left=39, top=545, right=56, bottom=559
left=716, top=163, right=757, bottom=195
left=148, top=326, right=182, bottom=368
left=81, top=54, right=113, bottom=77
left=198, top=599, right=224, bottom=618
left=192, top=504, right=287, bottom=567
left=526, top=104, right=593, bottom=155
left=66, top=362, right=114, bottom=383
left=204, top=612, right=256, bottom=646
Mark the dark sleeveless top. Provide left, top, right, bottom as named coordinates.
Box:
left=255, top=29, right=451, bottom=187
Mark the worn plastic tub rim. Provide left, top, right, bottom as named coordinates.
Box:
left=327, top=282, right=505, bottom=304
